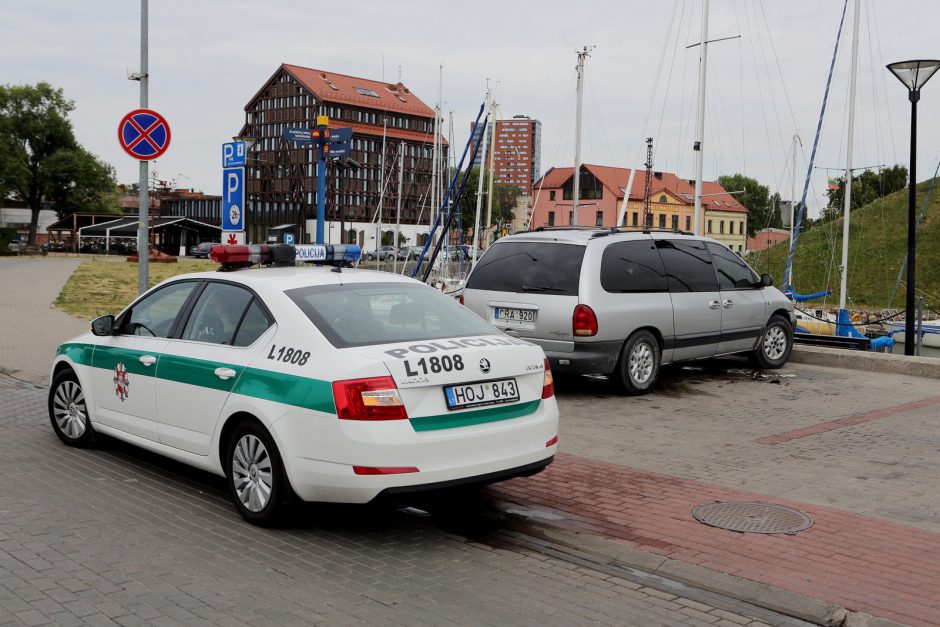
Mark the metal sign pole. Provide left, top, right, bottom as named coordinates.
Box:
left=137, top=0, right=149, bottom=294
left=315, top=116, right=329, bottom=245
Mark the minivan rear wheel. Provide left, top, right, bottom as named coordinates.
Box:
left=614, top=330, right=660, bottom=395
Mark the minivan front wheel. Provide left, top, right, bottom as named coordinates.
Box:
left=614, top=330, right=660, bottom=395
left=752, top=314, right=793, bottom=369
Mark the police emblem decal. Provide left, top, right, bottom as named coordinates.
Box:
left=113, top=362, right=130, bottom=401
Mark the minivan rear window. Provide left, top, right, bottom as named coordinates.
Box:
left=466, top=241, right=585, bottom=296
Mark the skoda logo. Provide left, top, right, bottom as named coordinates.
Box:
left=479, top=358, right=491, bottom=374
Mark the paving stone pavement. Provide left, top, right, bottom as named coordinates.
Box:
left=550, top=361, right=940, bottom=532
left=0, top=374, right=768, bottom=626
left=0, top=259, right=88, bottom=387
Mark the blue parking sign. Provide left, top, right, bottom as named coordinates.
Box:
left=222, top=167, right=244, bottom=231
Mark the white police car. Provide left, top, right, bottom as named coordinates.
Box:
left=49, top=245, right=558, bottom=525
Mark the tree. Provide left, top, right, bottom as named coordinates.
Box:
left=823, top=165, right=908, bottom=221
left=716, top=173, right=781, bottom=236
left=455, top=167, right=522, bottom=242
left=0, top=83, right=117, bottom=244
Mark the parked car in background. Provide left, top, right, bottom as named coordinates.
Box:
left=462, top=228, right=795, bottom=395
left=364, top=246, right=399, bottom=262
left=189, top=242, right=216, bottom=259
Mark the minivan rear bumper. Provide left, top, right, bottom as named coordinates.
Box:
left=544, top=340, right=623, bottom=375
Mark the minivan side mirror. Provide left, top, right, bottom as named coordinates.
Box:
left=91, top=315, right=115, bottom=336
left=760, top=273, right=773, bottom=287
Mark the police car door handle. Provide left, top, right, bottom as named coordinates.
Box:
left=722, top=299, right=734, bottom=309
left=214, top=367, right=237, bottom=380
left=708, top=300, right=721, bottom=310
left=139, top=355, right=157, bottom=367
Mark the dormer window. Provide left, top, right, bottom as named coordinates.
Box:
left=354, top=87, right=380, bottom=97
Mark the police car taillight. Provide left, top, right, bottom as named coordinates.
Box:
left=332, top=376, right=408, bottom=421
left=541, top=358, right=554, bottom=399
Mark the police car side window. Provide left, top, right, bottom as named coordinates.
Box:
left=182, top=283, right=254, bottom=345
left=118, top=281, right=198, bottom=338
left=232, top=299, right=272, bottom=347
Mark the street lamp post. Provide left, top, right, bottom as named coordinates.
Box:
left=886, top=60, right=940, bottom=355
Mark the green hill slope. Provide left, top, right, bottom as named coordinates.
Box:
left=748, top=178, right=940, bottom=311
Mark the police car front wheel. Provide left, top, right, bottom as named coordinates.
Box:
left=48, top=369, right=95, bottom=447
left=226, top=421, right=290, bottom=526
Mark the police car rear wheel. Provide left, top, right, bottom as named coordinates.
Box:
left=226, top=421, right=289, bottom=526
left=48, top=369, right=95, bottom=447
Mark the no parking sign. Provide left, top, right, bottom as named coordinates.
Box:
left=118, top=109, right=171, bottom=160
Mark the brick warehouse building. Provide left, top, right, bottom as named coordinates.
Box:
left=238, top=64, right=445, bottom=248
left=469, top=115, right=542, bottom=188
left=529, top=165, right=747, bottom=252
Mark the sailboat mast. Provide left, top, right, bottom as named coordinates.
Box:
left=572, top=46, right=591, bottom=226
left=790, top=133, right=799, bottom=280
left=471, top=87, right=492, bottom=266
left=839, top=0, right=861, bottom=311
left=431, top=65, right=441, bottom=250
left=692, top=0, right=709, bottom=236
left=485, top=100, right=498, bottom=247
left=394, top=141, right=404, bottom=273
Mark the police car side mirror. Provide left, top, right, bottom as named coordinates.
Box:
left=760, top=273, right=773, bottom=287
left=91, top=315, right=115, bottom=336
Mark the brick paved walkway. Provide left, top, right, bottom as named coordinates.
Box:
left=490, top=451, right=940, bottom=626
left=0, top=258, right=87, bottom=386
left=0, top=375, right=766, bottom=626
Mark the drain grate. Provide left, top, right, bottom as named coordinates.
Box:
left=691, top=501, right=813, bottom=534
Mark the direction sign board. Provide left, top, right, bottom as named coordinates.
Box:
left=326, top=141, right=352, bottom=158
left=283, top=127, right=313, bottom=144
left=222, top=141, right=247, bottom=168
left=222, top=167, right=245, bottom=231
left=330, top=127, right=353, bottom=143
left=118, top=109, right=171, bottom=160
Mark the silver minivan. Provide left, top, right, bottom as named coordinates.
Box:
left=462, top=228, right=795, bottom=395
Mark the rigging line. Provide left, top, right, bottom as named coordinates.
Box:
left=868, top=0, right=897, bottom=165
left=705, top=49, right=744, bottom=177
left=732, top=0, right=746, bottom=176
left=531, top=74, right=577, bottom=220
left=742, top=0, right=780, bottom=198
left=652, top=0, right=684, bottom=164
left=888, top=158, right=940, bottom=306
left=674, top=0, right=691, bottom=177
left=586, top=74, right=615, bottom=166
left=753, top=0, right=790, bottom=170
left=784, top=0, right=851, bottom=290
left=756, top=0, right=800, bottom=131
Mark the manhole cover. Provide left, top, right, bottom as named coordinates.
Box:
left=691, top=501, right=813, bottom=534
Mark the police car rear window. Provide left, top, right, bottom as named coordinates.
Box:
left=286, top=282, right=499, bottom=348
left=465, top=241, right=584, bottom=295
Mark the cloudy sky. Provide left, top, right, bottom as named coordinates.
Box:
left=3, top=0, right=939, bottom=219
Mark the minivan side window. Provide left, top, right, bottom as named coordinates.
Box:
left=706, top=243, right=759, bottom=289
left=600, top=240, right=668, bottom=293
left=656, top=239, right=719, bottom=292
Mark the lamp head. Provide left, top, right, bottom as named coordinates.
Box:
left=887, top=60, right=940, bottom=95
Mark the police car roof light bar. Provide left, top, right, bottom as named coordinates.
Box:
left=210, top=243, right=361, bottom=271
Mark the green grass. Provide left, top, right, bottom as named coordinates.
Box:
left=55, top=259, right=216, bottom=320
left=748, top=178, right=940, bottom=311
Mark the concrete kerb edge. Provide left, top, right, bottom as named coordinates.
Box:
left=492, top=504, right=887, bottom=627
left=791, top=345, right=940, bottom=379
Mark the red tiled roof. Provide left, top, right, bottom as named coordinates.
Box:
left=533, top=164, right=746, bottom=213
left=281, top=64, right=435, bottom=118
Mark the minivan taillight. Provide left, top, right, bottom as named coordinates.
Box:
left=541, top=358, right=555, bottom=399
left=332, top=376, right=408, bottom=421
left=573, top=304, right=598, bottom=337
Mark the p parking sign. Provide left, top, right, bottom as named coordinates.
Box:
left=222, top=167, right=244, bottom=231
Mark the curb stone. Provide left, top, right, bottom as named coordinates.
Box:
left=493, top=503, right=906, bottom=627
left=791, top=345, right=940, bottom=379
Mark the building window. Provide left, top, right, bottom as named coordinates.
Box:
left=659, top=194, right=667, bottom=203
left=686, top=216, right=691, bottom=231
left=549, top=190, right=555, bottom=200
left=568, top=211, right=573, bottom=225
left=671, top=215, right=679, bottom=229
left=658, top=214, right=666, bottom=228
left=707, top=220, right=713, bottom=233
left=596, top=210, right=604, bottom=226
left=645, top=213, right=653, bottom=227
left=548, top=211, right=555, bottom=226
left=632, top=212, right=638, bottom=226
left=720, top=220, right=725, bottom=234
left=739, top=221, right=744, bottom=235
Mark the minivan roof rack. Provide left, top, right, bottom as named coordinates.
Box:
left=526, top=225, right=695, bottom=236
